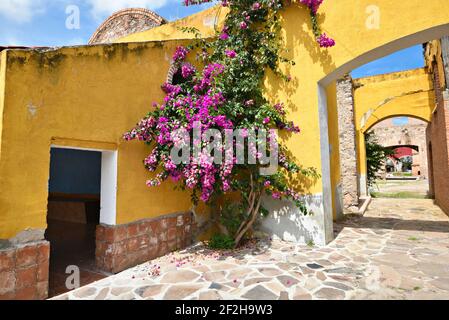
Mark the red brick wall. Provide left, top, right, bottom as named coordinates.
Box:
left=96, top=212, right=196, bottom=274
left=427, top=63, right=449, bottom=215
left=0, top=241, right=50, bottom=300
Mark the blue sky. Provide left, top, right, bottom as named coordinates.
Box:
left=0, top=0, right=214, bottom=47
left=0, top=0, right=424, bottom=79
left=351, top=45, right=425, bottom=79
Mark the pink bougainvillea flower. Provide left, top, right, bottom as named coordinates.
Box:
left=272, top=192, right=281, bottom=199
left=225, top=49, right=237, bottom=58
left=299, top=0, right=324, bottom=14
left=173, top=46, right=189, bottom=62
left=219, top=32, right=229, bottom=40
left=252, top=2, right=261, bottom=10
left=317, top=32, right=336, bottom=48
left=181, top=63, right=196, bottom=78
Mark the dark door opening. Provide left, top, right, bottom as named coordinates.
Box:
left=45, top=148, right=106, bottom=298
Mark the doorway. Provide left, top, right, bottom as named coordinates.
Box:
left=46, top=148, right=107, bottom=297
left=364, top=118, right=431, bottom=199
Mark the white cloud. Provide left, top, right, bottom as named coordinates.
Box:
left=0, top=0, right=177, bottom=24
left=0, top=0, right=46, bottom=23
left=87, top=0, right=174, bottom=20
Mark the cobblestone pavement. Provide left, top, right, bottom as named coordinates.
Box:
left=53, top=199, right=449, bottom=300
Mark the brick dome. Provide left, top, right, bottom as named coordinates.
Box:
left=89, top=8, right=166, bottom=45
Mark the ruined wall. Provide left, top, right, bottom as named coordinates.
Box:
left=116, top=6, right=228, bottom=43
left=89, top=8, right=166, bottom=45
left=369, top=118, right=429, bottom=178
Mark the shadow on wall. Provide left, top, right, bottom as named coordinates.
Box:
left=264, top=4, right=336, bottom=116
left=284, top=5, right=336, bottom=75
left=258, top=194, right=326, bottom=246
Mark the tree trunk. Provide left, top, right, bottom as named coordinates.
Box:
left=234, top=192, right=262, bottom=248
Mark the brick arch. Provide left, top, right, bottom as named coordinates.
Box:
left=166, top=61, right=179, bottom=84
left=89, top=8, right=166, bottom=45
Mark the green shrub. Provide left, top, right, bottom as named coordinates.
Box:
left=365, top=132, right=395, bottom=188
left=208, top=234, right=235, bottom=250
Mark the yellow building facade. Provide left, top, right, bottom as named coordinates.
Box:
left=1, top=0, right=449, bottom=300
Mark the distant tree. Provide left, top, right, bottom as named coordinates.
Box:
left=365, top=132, right=395, bottom=187
left=400, top=156, right=413, bottom=172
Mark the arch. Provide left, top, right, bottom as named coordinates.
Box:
left=318, top=1, right=449, bottom=223
left=166, top=61, right=178, bottom=84
left=362, top=112, right=431, bottom=134
left=387, top=145, right=420, bottom=152
left=353, top=68, right=434, bottom=133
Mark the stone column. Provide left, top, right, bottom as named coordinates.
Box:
left=336, top=75, right=359, bottom=213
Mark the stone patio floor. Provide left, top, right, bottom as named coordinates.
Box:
left=53, top=198, right=449, bottom=300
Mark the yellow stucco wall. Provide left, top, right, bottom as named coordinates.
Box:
left=118, top=0, right=449, bottom=212
left=127, top=5, right=329, bottom=198
left=0, top=51, right=6, bottom=162
left=0, top=42, right=203, bottom=239
left=1, top=1, right=449, bottom=239
left=353, top=68, right=434, bottom=177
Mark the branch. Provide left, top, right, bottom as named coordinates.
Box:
left=234, top=192, right=262, bottom=248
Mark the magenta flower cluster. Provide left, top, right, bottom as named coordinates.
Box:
left=124, top=42, right=303, bottom=203
left=299, top=0, right=323, bottom=14
left=316, top=33, right=335, bottom=48
left=225, top=49, right=237, bottom=58
left=181, top=63, right=196, bottom=78
left=125, top=1, right=326, bottom=209
left=173, top=46, right=189, bottom=62
left=125, top=46, right=238, bottom=202
left=298, top=0, right=335, bottom=48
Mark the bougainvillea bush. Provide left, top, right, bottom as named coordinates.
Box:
left=125, top=0, right=333, bottom=248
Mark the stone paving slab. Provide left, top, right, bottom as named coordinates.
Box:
left=52, top=199, right=449, bottom=300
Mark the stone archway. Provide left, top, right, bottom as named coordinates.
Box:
left=333, top=68, right=435, bottom=214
